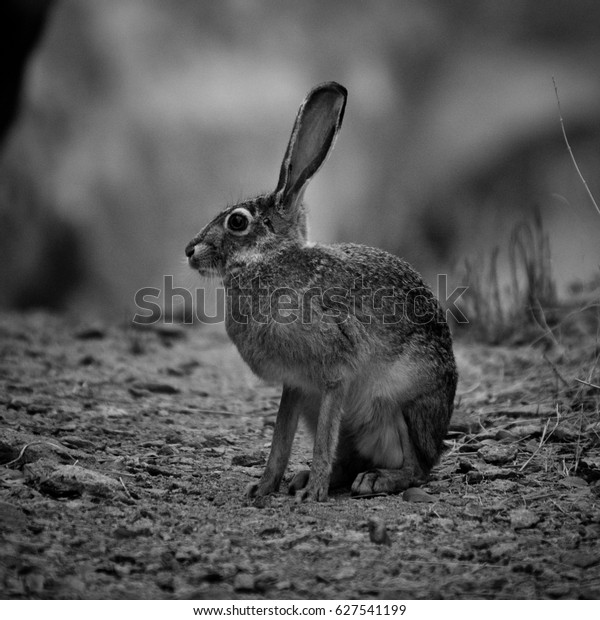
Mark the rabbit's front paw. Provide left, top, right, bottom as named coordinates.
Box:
left=295, top=474, right=329, bottom=502
left=296, top=483, right=329, bottom=503
left=245, top=480, right=276, bottom=499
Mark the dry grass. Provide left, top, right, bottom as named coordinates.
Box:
left=456, top=209, right=558, bottom=345
left=453, top=203, right=600, bottom=479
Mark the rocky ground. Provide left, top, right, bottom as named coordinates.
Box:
left=1, top=310, right=599, bottom=599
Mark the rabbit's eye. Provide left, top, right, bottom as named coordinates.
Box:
left=225, top=209, right=252, bottom=235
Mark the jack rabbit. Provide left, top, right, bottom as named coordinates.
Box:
left=186, top=82, right=457, bottom=502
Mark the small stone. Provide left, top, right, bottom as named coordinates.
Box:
left=258, top=526, right=283, bottom=538
left=562, top=551, right=600, bottom=569
left=75, top=326, right=105, bottom=340
left=23, top=571, right=45, bottom=595
left=26, top=402, right=52, bottom=415
left=158, top=444, right=177, bottom=456
left=156, top=572, right=174, bottom=591
left=334, top=566, right=357, bottom=580
left=546, top=583, right=571, bottom=598
left=231, top=452, right=266, bottom=467
left=508, top=424, right=542, bottom=439
left=25, top=460, right=122, bottom=499
left=478, top=443, right=518, bottom=465
left=489, top=542, right=519, bottom=561
left=113, top=524, right=152, bottom=539
left=174, top=545, right=202, bottom=563
left=509, top=508, right=540, bottom=529
left=466, top=463, right=516, bottom=484
left=438, top=546, right=459, bottom=559
left=97, top=405, right=129, bottom=418
left=560, top=476, right=588, bottom=488
left=403, top=487, right=435, bottom=503
left=254, top=571, right=278, bottom=592
left=581, top=456, right=600, bottom=471
left=58, top=576, right=86, bottom=597
left=154, top=324, right=186, bottom=339
left=457, top=459, right=475, bottom=472
left=275, top=580, right=292, bottom=591
left=233, top=573, right=256, bottom=592
left=368, top=518, right=391, bottom=546
left=8, top=397, right=31, bottom=410
left=131, top=381, right=180, bottom=394
left=128, top=387, right=148, bottom=398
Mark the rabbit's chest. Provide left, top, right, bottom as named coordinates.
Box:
left=225, top=285, right=356, bottom=388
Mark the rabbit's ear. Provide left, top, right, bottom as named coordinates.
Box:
left=275, top=82, right=347, bottom=210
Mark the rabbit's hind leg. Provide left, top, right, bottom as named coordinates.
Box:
left=349, top=396, right=431, bottom=497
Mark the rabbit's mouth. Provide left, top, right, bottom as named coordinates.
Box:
left=186, top=241, right=221, bottom=277
left=196, top=266, right=221, bottom=278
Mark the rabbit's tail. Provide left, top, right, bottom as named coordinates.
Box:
left=403, top=385, right=455, bottom=473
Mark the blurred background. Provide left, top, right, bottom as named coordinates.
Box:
left=1, top=0, right=599, bottom=319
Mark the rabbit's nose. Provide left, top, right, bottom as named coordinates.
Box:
left=185, top=242, right=196, bottom=258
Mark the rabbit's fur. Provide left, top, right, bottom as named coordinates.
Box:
left=186, top=82, right=457, bottom=501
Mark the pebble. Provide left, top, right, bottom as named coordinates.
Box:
left=509, top=508, right=540, bottom=529
left=560, top=476, right=588, bottom=488
left=233, top=573, right=256, bottom=592
left=23, top=571, right=46, bottom=595
left=488, top=542, right=519, bottom=561
left=403, top=487, right=435, bottom=503
left=275, top=580, right=292, bottom=591
left=562, top=551, right=600, bottom=569
left=24, top=460, right=123, bottom=499
left=153, top=324, right=186, bottom=339
left=546, top=583, right=571, bottom=598
left=26, top=403, right=53, bottom=415
left=478, top=443, right=518, bottom=465
left=130, top=381, right=180, bottom=395
left=368, top=518, right=391, bottom=546
left=113, top=523, right=152, bottom=539
left=254, top=571, right=278, bottom=592
left=74, top=326, right=105, bottom=340
left=333, top=566, right=357, bottom=580
left=156, top=572, right=175, bottom=591
left=174, top=545, right=203, bottom=563
left=507, top=424, right=542, bottom=439
left=231, top=452, right=266, bottom=467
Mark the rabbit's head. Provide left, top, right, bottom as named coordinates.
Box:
left=186, top=82, right=347, bottom=278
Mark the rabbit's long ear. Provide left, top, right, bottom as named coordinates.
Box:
left=275, top=82, right=347, bottom=210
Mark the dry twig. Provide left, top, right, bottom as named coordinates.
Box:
left=553, top=77, right=600, bottom=217
left=518, top=406, right=561, bottom=472
left=574, top=377, right=600, bottom=391
left=119, top=476, right=134, bottom=501
left=4, top=441, right=74, bottom=467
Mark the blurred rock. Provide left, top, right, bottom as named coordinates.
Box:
left=403, top=487, right=435, bottom=503
left=368, top=518, right=391, bottom=546
left=24, top=459, right=123, bottom=499
left=509, top=508, right=540, bottom=530
left=233, top=573, right=256, bottom=592
left=478, top=443, right=518, bottom=465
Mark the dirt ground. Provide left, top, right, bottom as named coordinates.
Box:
left=1, top=310, right=599, bottom=600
